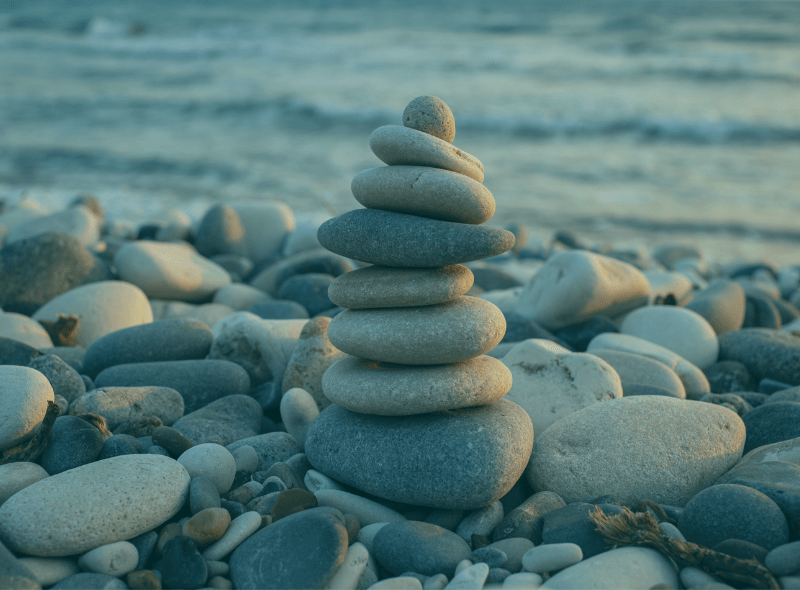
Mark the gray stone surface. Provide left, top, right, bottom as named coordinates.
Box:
left=172, top=394, right=262, bottom=446
left=352, top=166, right=494, bottom=224
left=0, top=337, right=42, bottom=367
left=0, top=365, right=54, bottom=450
left=527, top=396, right=746, bottom=507
left=278, top=273, right=335, bottom=316
left=28, top=355, right=86, bottom=402
left=372, top=521, right=471, bottom=578
left=328, top=296, right=505, bottom=365
left=226, top=432, right=301, bottom=473
left=305, top=399, right=533, bottom=510
left=52, top=573, right=126, bottom=589
left=0, top=539, right=40, bottom=590
left=39, top=346, right=85, bottom=374
left=39, top=416, right=104, bottom=476
left=741, top=401, right=800, bottom=454
left=540, top=547, right=679, bottom=589
left=328, top=264, right=474, bottom=310
left=0, top=463, right=49, bottom=507
left=194, top=204, right=247, bottom=259
left=322, top=354, right=512, bottom=415
left=718, top=328, right=800, bottom=386
left=766, top=541, right=800, bottom=577
left=590, top=349, right=686, bottom=399
left=69, top=386, right=184, bottom=429
left=493, top=491, right=566, bottom=544
left=317, top=209, right=513, bottom=268
left=402, top=96, right=456, bottom=143
left=82, top=318, right=213, bottom=378
left=686, top=279, right=746, bottom=335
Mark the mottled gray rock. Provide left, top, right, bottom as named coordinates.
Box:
left=590, top=349, right=686, bottom=399
left=0, top=463, right=49, bottom=507
left=68, top=386, right=184, bottom=429
left=39, top=347, right=85, bottom=374
left=540, top=547, right=679, bottom=589
left=226, top=432, right=301, bottom=473
left=685, top=279, right=746, bottom=335
left=373, top=521, right=471, bottom=578
left=318, top=209, right=513, bottom=268
left=741, top=401, right=800, bottom=454
left=402, top=96, right=456, bottom=143
left=172, top=394, right=262, bottom=446
left=0, top=538, right=40, bottom=590
left=194, top=204, right=247, bottom=259
left=39, top=415, right=105, bottom=476
left=278, top=273, right=335, bottom=316
left=493, top=491, right=566, bottom=544
left=719, top=328, right=800, bottom=386
left=0, top=366, right=54, bottom=451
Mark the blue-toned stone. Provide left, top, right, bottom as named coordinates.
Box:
left=372, top=521, right=471, bottom=578
left=40, top=346, right=85, bottom=373
left=705, top=360, right=757, bottom=393
left=767, top=387, right=800, bottom=404
left=28, top=355, right=86, bottom=403
left=226, top=432, right=301, bottom=473
left=190, top=476, right=221, bottom=515
left=161, top=535, right=207, bottom=589
left=470, top=547, right=508, bottom=568
left=685, top=279, right=746, bottom=335
left=542, top=503, right=623, bottom=559
left=39, top=416, right=104, bottom=475
left=743, top=294, right=781, bottom=329
left=741, top=401, right=800, bottom=454
left=98, top=434, right=143, bottom=460
left=248, top=300, right=309, bottom=320
left=713, top=539, right=768, bottom=565
left=502, top=312, right=572, bottom=348
left=221, top=499, right=246, bottom=519
left=718, top=328, right=800, bottom=385
left=553, top=316, right=619, bottom=353
left=171, top=394, right=262, bottom=446
left=52, top=573, right=126, bottom=589
left=493, top=491, right=566, bottom=544
left=0, top=538, right=39, bottom=590
left=0, top=336, right=41, bottom=366
left=277, top=273, right=335, bottom=317
left=766, top=541, right=800, bottom=576
left=129, top=530, right=158, bottom=571
left=250, top=381, right=282, bottom=412
left=760, top=378, right=792, bottom=395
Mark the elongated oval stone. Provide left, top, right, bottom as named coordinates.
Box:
left=323, top=355, right=513, bottom=415
left=370, top=126, right=484, bottom=183
left=305, top=399, right=533, bottom=510
left=327, top=297, right=505, bottom=365
left=318, top=210, right=514, bottom=268
left=352, top=166, right=495, bottom=224
left=327, top=265, right=473, bottom=309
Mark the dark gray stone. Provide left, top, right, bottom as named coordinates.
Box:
left=147, top=445, right=170, bottom=457
left=373, top=521, right=470, bottom=578
left=285, top=453, right=312, bottom=483
left=743, top=294, right=782, bottom=329
left=171, top=394, right=262, bottom=446
left=493, top=491, right=566, bottom=543
left=678, top=484, right=788, bottom=550
left=502, top=312, right=571, bottom=348
left=251, top=381, right=282, bottom=412
left=248, top=300, right=309, bottom=320
left=718, top=328, right=800, bottom=385
left=470, top=547, right=508, bottom=568
left=98, top=434, right=143, bottom=460
left=263, top=462, right=304, bottom=490
left=0, top=336, right=40, bottom=366
left=82, top=318, right=214, bottom=378
left=81, top=375, right=94, bottom=391
left=471, top=266, right=522, bottom=291
left=277, top=273, right=334, bottom=317
left=498, top=474, right=534, bottom=516
left=553, top=316, right=619, bottom=353
left=0, top=232, right=94, bottom=314
left=190, top=475, right=221, bottom=514
left=739, top=391, right=770, bottom=407
left=211, top=254, right=253, bottom=282
left=766, top=541, right=800, bottom=576
left=161, top=535, right=208, bottom=590
left=705, top=360, right=757, bottom=393
left=685, top=279, right=746, bottom=335
left=713, top=538, right=769, bottom=566
left=52, top=573, right=126, bottom=589
left=222, top=499, right=246, bottom=519
left=425, top=509, right=465, bottom=531
left=541, top=502, right=623, bottom=559
left=39, top=415, right=104, bottom=475
left=151, top=426, right=194, bottom=457
left=0, top=539, right=40, bottom=590
left=305, top=400, right=533, bottom=510
left=700, top=392, right=753, bottom=416
left=194, top=204, right=247, bottom=258
left=623, top=384, right=681, bottom=398
left=741, top=401, right=800, bottom=454
left=487, top=568, right=511, bottom=585
left=273, top=253, right=353, bottom=291
left=95, top=359, right=250, bottom=414
left=317, top=209, right=515, bottom=267
left=229, top=506, right=348, bottom=589
left=761, top=378, right=793, bottom=395
left=226, top=432, right=301, bottom=473
left=39, top=346, right=85, bottom=373
left=129, top=530, right=158, bottom=571
left=767, top=386, right=800, bottom=404
left=28, top=354, right=86, bottom=402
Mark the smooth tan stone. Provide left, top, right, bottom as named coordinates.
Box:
left=328, top=265, right=473, bottom=310
left=402, top=96, right=456, bottom=143
left=352, top=166, right=494, bottom=224
left=182, top=508, right=231, bottom=546
left=327, top=296, right=505, bottom=365
left=0, top=366, right=55, bottom=450
left=323, top=355, right=512, bottom=415
left=370, top=125, right=484, bottom=183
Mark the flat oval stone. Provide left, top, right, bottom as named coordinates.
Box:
left=370, top=126, right=484, bottom=183
left=539, top=547, right=678, bottom=589
left=372, top=521, right=471, bottom=578
left=328, top=265, right=473, bottom=309
left=0, top=455, right=189, bottom=557
left=172, top=394, right=262, bottom=446
left=0, top=313, right=53, bottom=349
left=68, top=386, right=184, bottom=430
left=527, top=396, right=745, bottom=507
left=590, top=349, right=686, bottom=399
left=318, top=209, right=514, bottom=268
left=352, top=166, right=495, bottom=224
left=685, top=279, right=746, bottom=335
left=323, top=355, right=512, bottom=415
left=39, top=416, right=104, bottom=475
left=0, top=463, right=49, bottom=507
left=0, top=365, right=54, bottom=450
left=305, top=399, right=533, bottom=510
left=328, top=296, right=505, bottom=365
left=719, top=328, right=800, bottom=386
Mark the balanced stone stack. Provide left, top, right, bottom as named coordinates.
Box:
left=306, top=96, right=534, bottom=511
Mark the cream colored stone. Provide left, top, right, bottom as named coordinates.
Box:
left=0, top=312, right=53, bottom=349
left=0, top=366, right=55, bottom=450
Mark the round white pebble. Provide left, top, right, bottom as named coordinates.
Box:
left=178, top=443, right=236, bottom=495
left=77, top=541, right=138, bottom=576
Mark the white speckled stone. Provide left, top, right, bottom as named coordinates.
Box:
left=0, top=462, right=49, bottom=506
left=77, top=541, right=138, bottom=577
left=0, top=312, right=53, bottom=349
left=540, top=547, right=678, bottom=589
left=0, top=366, right=55, bottom=450
left=203, top=511, right=262, bottom=561
left=402, top=96, right=456, bottom=143
left=178, top=443, right=236, bottom=495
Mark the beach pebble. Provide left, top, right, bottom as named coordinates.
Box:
left=40, top=346, right=86, bottom=373
left=328, top=297, right=505, bottom=365
left=306, top=400, right=533, bottom=510
left=305, top=469, right=346, bottom=493
left=0, top=312, right=53, bottom=348
left=0, top=336, right=42, bottom=367
left=552, top=316, right=618, bottom=352
left=477, top=286, right=524, bottom=316
left=126, top=569, right=161, bottom=589
left=231, top=445, right=259, bottom=474
left=282, top=212, right=329, bottom=257
left=326, top=541, right=370, bottom=590
left=28, top=354, right=86, bottom=402
left=323, top=355, right=512, bottom=416
left=228, top=201, right=295, bottom=264
left=369, top=576, right=424, bottom=590
left=277, top=273, right=334, bottom=316
left=6, top=206, right=99, bottom=247
left=455, top=502, right=504, bottom=545
left=182, top=507, right=231, bottom=546
left=39, top=415, right=105, bottom=475
left=226, top=432, right=301, bottom=472
left=444, top=562, right=488, bottom=589
left=52, top=572, right=127, bottom=589
left=249, top=299, right=309, bottom=319
left=172, top=394, right=261, bottom=446
left=741, top=401, right=800, bottom=453
left=0, top=462, right=49, bottom=507
left=0, top=365, right=55, bottom=451
left=766, top=541, right=800, bottom=576
left=527, top=396, right=745, bottom=507
left=114, top=241, right=231, bottom=301
left=501, top=313, right=568, bottom=346
left=685, top=279, right=746, bottom=335
left=213, top=283, right=271, bottom=311
left=643, top=270, right=694, bottom=305
left=178, top=443, right=237, bottom=495
left=402, top=96, right=456, bottom=142
left=279, top=388, right=319, bottom=449
left=318, top=209, right=513, bottom=268
left=94, top=359, right=250, bottom=414
left=483, top=539, right=533, bottom=573
left=78, top=541, right=138, bottom=577
left=619, top=306, right=719, bottom=369
left=502, top=572, right=543, bottom=589
left=17, top=556, right=79, bottom=586
left=493, top=491, right=565, bottom=544
left=713, top=538, right=768, bottom=564
left=514, top=251, right=650, bottom=330
left=541, top=503, right=622, bottom=560
left=229, top=507, right=347, bottom=589
left=32, top=281, right=153, bottom=348
left=98, top=434, right=143, bottom=459
left=521, top=543, right=583, bottom=574
left=160, top=535, right=207, bottom=589
left=250, top=248, right=351, bottom=296
left=151, top=426, right=194, bottom=457
left=69, top=386, right=184, bottom=430
left=704, top=360, right=757, bottom=393
left=315, top=489, right=405, bottom=526
left=718, top=328, right=800, bottom=386
left=678, top=483, right=788, bottom=550
left=194, top=204, right=247, bottom=259
left=589, top=349, right=685, bottom=398
left=373, top=521, right=471, bottom=578
left=190, top=476, right=220, bottom=514
left=202, top=510, right=261, bottom=561
left=0, top=454, right=189, bottom=557
left=470, top=547, right=507, bottom=569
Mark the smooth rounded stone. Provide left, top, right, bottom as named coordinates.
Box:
left=319, top=209, right=513, bottom=268
left=263, top=461, right=303, bottom=491
left=17, top=556, right=78, bottom=586
left=502, top=339, right=622, bottom=434
left=658, top=522, right=685, bottom=541
left=306, top=400, right=533, bottom=511
left=279, top=388, right=319, bottom=450
left=0, top=336, right=42, bottom=367
left=446, top=562, right=489, bottom=589
left=369, top=576, right=423, bottom=590
left=228, top=201, right=295, bottom=264
left=0, top=365, right=54, bottom=450
left=619, top=306, right=719, bottom=370
left=281, top=212, right=330, bottom=258
left=402, top=96, right=456, bottom=143
left=213, top=284, right=271, bottom=312
left=678, top=484, right=788, bottom=550
left=685, top=279, right=746, bottom=335
left=329, top=265, right=473, bottom=311
left=206, top=559, right=230, bottom=577
left=324, top=355, right=511, bottom=417
left=69, top=387, right=184, bottom=430
left=151, top=426, right=194, bottom=457
left=178, top=302, right=234, bottom=327
left=99, top=434, right=144, bottom=460
left=478, top=287, right=524, bottom=316
left=765, top=386, right=800, bottom=403
left=325, top=541, right=370, bottom=590
left=0, top=462, right=49, bottom=507
left=0, top=232, right=95, bottom=313
left=423, top=510, right=463, bottom=532
left=766, top=541, right=800, bottom=576
left=527, top=396, right=746, bottom=507
left=680, top=566, right=729, bottom=589
left=28, top=354, right=86, bottom=402
left=315, top=489, right=405, bottom=526
left=741, top=401, right=800, bottom=454
left=52, top=572, right=128, bottom=589
left=78, top=541, right=138, bottom=577
left=718, top=328, right=800, bottom=386
left=250, top=248, right=350, bottom=296
left=229, top=506, right=347, bottom=589
left=493, top=491, right=566, bottom=544
left=172, top=394, right=261, bottom=446
left=82, top=318, right=214, bottom=379
left=194, top=204, right=247, bottom=259
left=210, top=313, right=306, bottom=385
left=126, top=569, right=161, bottom=589
left=270, top=488, right=317, bottom=521
left=39, top=415, right=105, bottom=475
left=743, top=293, right=782, bottom=329
left=94, top=360, right=250, bottom=415
left=501, top=313, right=570, bottom=348
left=182, top=508, right=231, bottom=546
left=161, top=535, right=208, bottom=590
left=541, top=503, right=623, bottom=560
left=0, top=454, right=189, bottom=557
left=0, top=313, right=53, bottom=348
left=589, top=349, right=686, bottom=399
left=114, top=241, right=231, bottom=302
left=231, top=445, right=259, bottom=474
left=305, top=469, right=346, bottom=493
left=248, top=299, right=309, bottom=320
left=7, top=206, right=99, bottom=247
left=178, top=444, right=236, bottom=495
left=503, top=572, right=543, bottom=589
left=281, top=316, right=345, bottom=410
left=713, top=538, right=768, bottom=565
left=286, top=453, right=312, bottom=482
left=190, top=476, right=221, bottom=514
left=0, top=539, right=41, bottom=590
left=521, top=543, right=583, bottom=574
left=226, top=432, right=301, bottom=473
left=642, top=270, right=694, bottom=306
left=470, top=265, right=524, bottom=293
left=328, top=297, right=505, bottom=366
left=276, top=273, right=334, bottom=317
left=515, top=251, right=650, bottom=331
left=587, top=332, right=710, bottom=397
left=32, top=281, right=153, bottom=349
left=352, top=166, right=493, bottom=225
left=455, top=502, right=504, bottom=545
left=373, top=521, right=471, bottom=578
left=484, top=539, right=533, bottom=574
left=705, top=360, right=757, bottom=394
left=40, top=346, right=86, bottom=374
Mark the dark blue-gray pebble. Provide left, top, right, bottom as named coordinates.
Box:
left=766, top=541, right=800, bottom=576
left=81, top=375, right=94, bottom=392
left=767, top=387, right=800, bottom=404
left=171, top=394, right=262, bottom=446
left=249, top=299, right=309, bottom=320
left=190, top=476, right=221, bottom=514
left=704, top=360, right=756, bottom=394
left=425, top=509, right=465, bottom=531
left=161, top=535, right=208, bottom=590
left=554, top=316, right=619, bottom=353
left=542, top=502, right=623, bottom=559
left=718, top=328, right=800, bottom=386
left=147, top=445, right=170, bottom=457
left=0, top=337, right=41, bottom=366
left=28, top=354, right=86, bottom=402
left=738, top=391, right=770, bottom=407
left=40, top=346, right=86, bottom=374
left=372, top=521, right=471, bottom=578
left=273, top=253, right=353, bottom=290
left=471, top=267, right=522, bottom=291
left=498, top=476, right=534, bottom=517
left=713, top=538, right=769, bottom=566
left=487, top=568, right=512, bottom=585
left=129, top=530, right=158, bottom=571
left=743, top=294, right=781, bottom=329
left=221, top=499, right=246, bottom=519
left=194, top=204, right=247, bottom=259
left=285, top=453, right=312, bottom=483
left=264, top=462, right=303, bottom=490
left=759, top=378, right=792, bottom=395
left=741, top=401, right=800, bottom=454
left=502, top=312, right=572, bottom=349
left=211, top=254, right=253, bottom=283
left=277, top=273, right=335, bottom=317
left=493, top=491, right=566, bottom=544
left=39, top=416, right=104, bottom=475
left=52, top=573, right=127, bottom=589
left=250, top=381, right=282, bottom=412
left=99, top=434, right=143, bottom=460
left=470, top=547, right=508, bottom=568
left=0, top=538, right=39, bottom=590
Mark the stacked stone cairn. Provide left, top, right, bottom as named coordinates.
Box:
left=306, top=96, right=534, bottom=511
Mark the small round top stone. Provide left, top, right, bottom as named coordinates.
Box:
left=402, top=96, right=456, bottom=143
